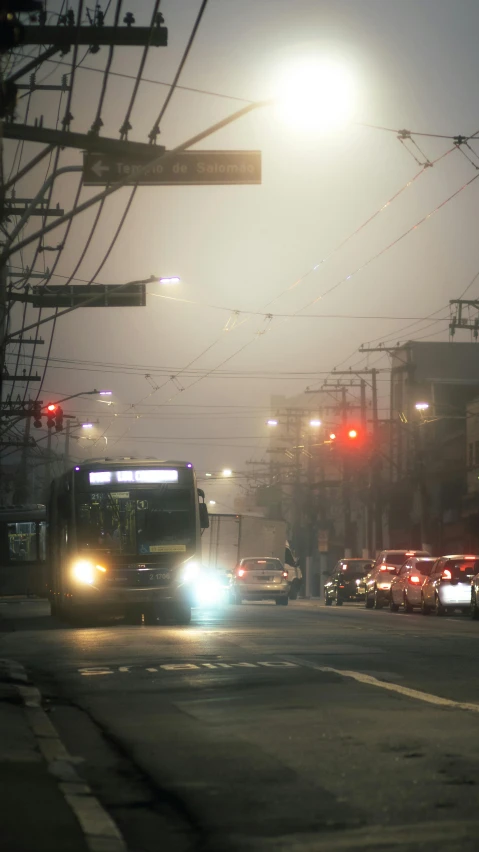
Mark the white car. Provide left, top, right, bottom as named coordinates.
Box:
left=229, top=557, right=290, bottom=606
left=389, top=557, right=436, bottom=612
left=421, top=555, right=479, bottom=615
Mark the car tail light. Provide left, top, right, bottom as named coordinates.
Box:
left=237, top=568, right=246, bottom=578
left=442, top=568, right=452, bottom=580
left=380, top=565, right=388, bottom=572
left=409, top=575, right=421, bottom=585
left=282, top=571, right=288, bottom=578
left=339, top=584, right=345, bottom=588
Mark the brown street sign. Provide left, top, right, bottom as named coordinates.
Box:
left=83, top=150, right=261, bottom=186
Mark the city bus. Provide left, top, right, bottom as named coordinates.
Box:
left=0, top=504, right=47, bottom=596
left=47, top=459, right=209, bottom=625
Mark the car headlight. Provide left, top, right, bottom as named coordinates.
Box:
left=72, top=560, right=106, bottom=585
left=182, top=561, right=201, bottom=583
left=355, top=579, right=361, bottom=585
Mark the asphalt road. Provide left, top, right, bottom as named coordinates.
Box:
left=2, top=598, right=479, bottom=852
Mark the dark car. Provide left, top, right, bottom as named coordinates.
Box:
left=325, top=558, right=374, bottom=606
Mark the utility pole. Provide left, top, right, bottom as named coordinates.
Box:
left=45, top=427, right=52, bottom=496
left=64, top=418, right=71, bottom=473
left=449, top=299, right=479, bottom=338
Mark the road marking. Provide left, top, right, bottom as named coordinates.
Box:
left=13, top=660, right=127, bottom=852
left=78, top=668, right=114, bottom=676
left=285, top=657, right=479, bottom=714
left=76, top=660, right=301, bottom=676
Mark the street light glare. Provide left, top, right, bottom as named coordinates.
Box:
left=275, top=56, right=357, bottom=133
left=310, top=419, right=322, bottom=428
left=159, top=277, right=180, bottom=285
left=267, top=419, right=278, bottom=427
left=209, top=500, right=216, bottom=506
left=205, top=473, right=212, bottom=477
left=415, top=402, right=430, bottom=411
left=222, top=468, right=233, bottom=477
left=82, top=423, right=94, bottom=429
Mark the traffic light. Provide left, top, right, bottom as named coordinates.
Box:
left=55, top=406, right=64, bottom=433
left=46, top=403, right=57, bottom=429
left=32, top=400, right=42, bottom=428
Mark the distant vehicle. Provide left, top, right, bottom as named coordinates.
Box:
left=202, top=513, right=302, bottom=597
left=470, top=568, right=479, bottom=619
left=0, top=504, right=46, bottom=596
left=389, top=557, right=436, bottom=612
left=47, top=459, right=209, bottom=626
left=324, top=558, right=373, bottom=606
left=229, top=557, right=290, bottom=606
left=374, top=549, right=431, bottom=569
left=421, top=555, right=479, bottom=615
left=364, top=549, right=431, bottom=610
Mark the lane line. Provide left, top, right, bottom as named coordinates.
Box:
left=11, top=661, right=127, bottom=852
left=284, top=656, right=479, bottom=713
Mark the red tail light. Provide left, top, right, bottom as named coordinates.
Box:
left=409, top=575, right=421, bottom=584
left=282, top=571, right=288, bottom=578
left=339, top=584, right=345, bottom=588
left=237, top=568, right=245, bottom=578
left=380, top=565, right=388, bottom=572
left=442, top=569, right=452, bottom=580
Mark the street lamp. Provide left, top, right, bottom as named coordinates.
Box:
left=309, top=419, right=322, bottom=428
left=415, top=402, right=430, bottom=412
left=222, top=469, right=233, bottom=477
left=267, top=419, right=278, bottom=427
left=81, top=423, right=94, bottom=429
left=159, top=277, right=180, bottom=285
left=209, top=500, right=216, bottom=506
left=205, top=473, right=212, bottom=477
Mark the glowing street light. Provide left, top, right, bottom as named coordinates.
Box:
left=81, top=423, right=94, bottom=429
left=159, top=277, right=180, bottom=285
left=415, top=402, right=430, bottom=412
left=205, top=473, right=212, bottom=477
left=222, top=468, right=233, bottom=477
left=99, top=390, right=112, bottom=396
left=209, top=500, right=216, bottom=506
left=274, top=56, right=358, bottom=134
left=309, top=419, right=322, bottom=428
left=267, top=419, right=278, bottom=427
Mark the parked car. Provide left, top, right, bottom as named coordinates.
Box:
left=389, top=557, right=436, bottom=612
left=374, top=549, right=431, bottom=569
left=470, top=568, right=479, bottom=619
left=229, top=557, right=290, bottom=606
left=325, top=559, right=373, bottom=605
left=421, top=555, right=479, bottom=615
left=364, top=563, right=398, bottom=609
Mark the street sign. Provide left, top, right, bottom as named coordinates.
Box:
left=82, top=150, right=262, bottom=186
left=31, top=284, right=146, bottom=308
left=318, top=530, right=329, bottom=553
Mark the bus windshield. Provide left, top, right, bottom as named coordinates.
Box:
left=76, top=488, right=195, bottom=556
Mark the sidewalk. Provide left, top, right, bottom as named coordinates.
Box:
left=0, top=658, right=126, bottom=852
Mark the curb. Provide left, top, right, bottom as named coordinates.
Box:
left=0, top=658, right=128, bottom=852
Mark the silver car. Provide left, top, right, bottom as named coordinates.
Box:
left=389, top=557, right=436, bottom=612
left=421, top=555, right=479, bottom=615
left=230, top=557, right=290, bottom=606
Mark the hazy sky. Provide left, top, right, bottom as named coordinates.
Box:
left=6, top=0, right=479, bottom=505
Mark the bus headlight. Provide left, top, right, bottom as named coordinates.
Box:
left=182, top=561, right=200, bottom=583
left=195, top=576, right=224, bottom=606
left=72, top=560, right=106, bottom=585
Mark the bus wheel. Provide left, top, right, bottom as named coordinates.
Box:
left=69, top=605, right=95, bottom=627
left=124, top=607, right=143, bottom=625
left=173, top=603, right=191, bottom=625
left=143, top=605, right=159, bottom=626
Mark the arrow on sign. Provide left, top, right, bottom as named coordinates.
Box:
left=91, top=160, right=110, bottom=178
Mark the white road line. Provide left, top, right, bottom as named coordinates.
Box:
left=285, top=657, right=479, bottom=713
left=11, top=661, right=128, bottom=852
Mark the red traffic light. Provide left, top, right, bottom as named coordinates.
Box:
left=46, top=403, right=57, bottom=413
left=348, top=428, right=358, bottom=439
